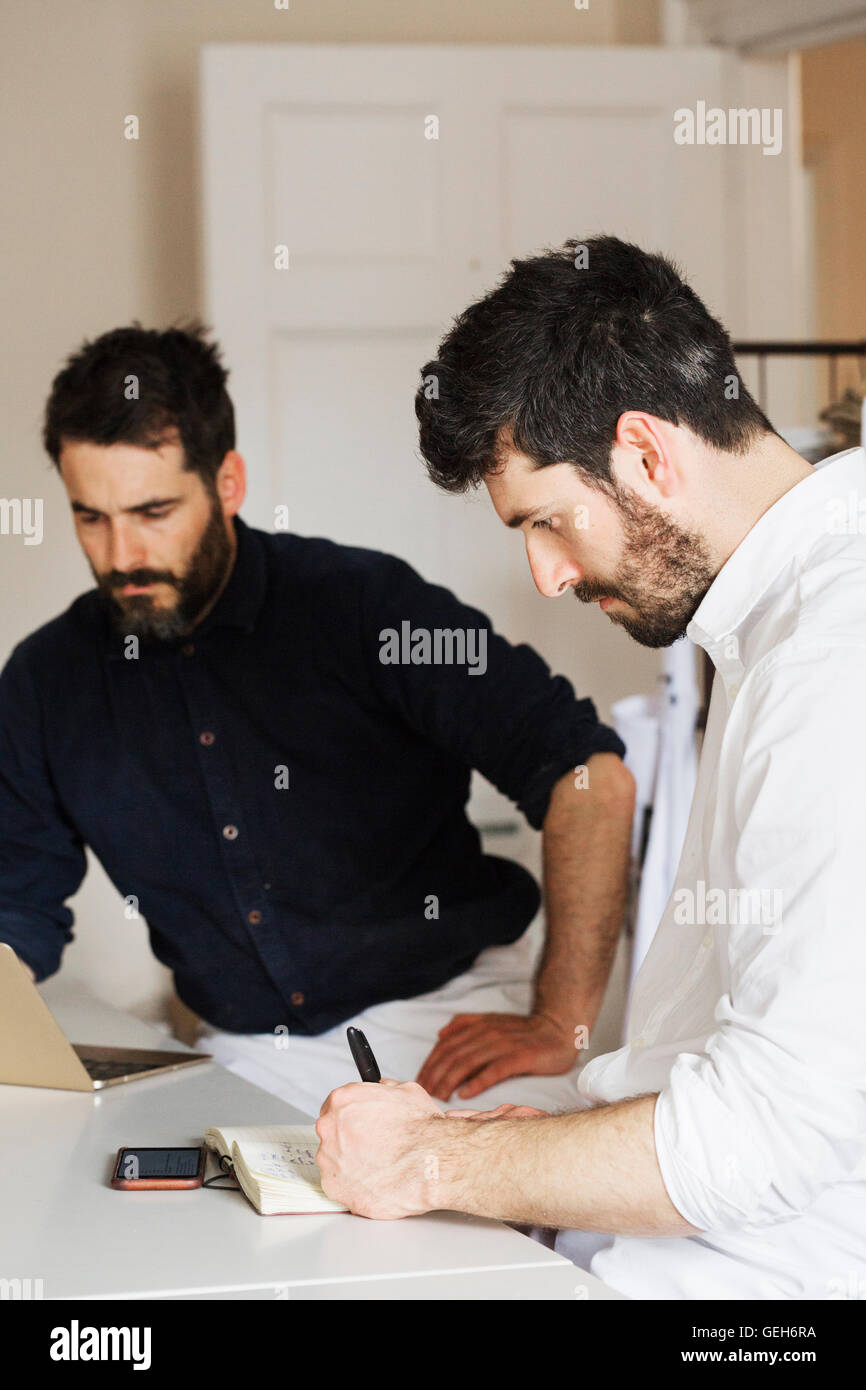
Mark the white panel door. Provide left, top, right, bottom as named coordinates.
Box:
left=200, top=43, right=802, bottom=853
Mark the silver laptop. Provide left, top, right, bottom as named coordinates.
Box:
left=0, top=943, right=212, bottom=1090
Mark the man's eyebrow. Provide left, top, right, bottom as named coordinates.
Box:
left=506, top=505, right=547, bottom=530
left=71, top=496, right=183, bottom=516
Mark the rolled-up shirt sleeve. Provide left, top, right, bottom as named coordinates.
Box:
left=0, top=641, right=87, bottom=979
left=360, top=553, right=625, bottom=829
left=653, top=646, right=866, bottom=1232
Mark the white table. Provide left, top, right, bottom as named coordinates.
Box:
left=1, top=985, right=624, bottom=1301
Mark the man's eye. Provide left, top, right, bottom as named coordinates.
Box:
left=143, top=508, right=172, bottom=520
left=532, top=518, right=553, bottom=531
left=79, top=514, right=101, bottom=525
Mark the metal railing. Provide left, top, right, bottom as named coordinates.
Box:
left=732, top=339, right=866, bottom=412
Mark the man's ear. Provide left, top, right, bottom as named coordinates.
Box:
left=613, top=412, right=680, bottom=500
left=215, top=450, right=247, bottom=517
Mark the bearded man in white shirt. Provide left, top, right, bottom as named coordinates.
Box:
left=314, top=235, right=866, bottom=1301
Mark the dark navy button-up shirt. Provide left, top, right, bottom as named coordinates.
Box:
left=0, top=516, right=625, bottom=1035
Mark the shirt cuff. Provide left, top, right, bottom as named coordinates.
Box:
left=653, top=1057, right=775, bottom=1233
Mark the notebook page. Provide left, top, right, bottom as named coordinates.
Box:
left=237, top=1137, right=323, bottom=1187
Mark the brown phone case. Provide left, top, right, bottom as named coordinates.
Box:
left=110, top=1145, right=206, bottom=1190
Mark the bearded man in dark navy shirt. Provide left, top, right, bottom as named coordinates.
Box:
left=0, top=325, right=634, bottom=1116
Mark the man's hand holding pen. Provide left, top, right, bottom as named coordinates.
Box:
left=315, top=1028, right=549, bottom=1218
left=316, top=1077, right=445, bottom=1219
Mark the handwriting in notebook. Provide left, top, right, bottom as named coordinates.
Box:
left=245, top=1140, right=323, bottom=1186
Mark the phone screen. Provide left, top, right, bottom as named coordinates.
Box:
left=117, top=1147, right=203, bottom=1179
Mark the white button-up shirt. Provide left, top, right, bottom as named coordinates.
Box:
left=567, top=447, right=866, bottom=1299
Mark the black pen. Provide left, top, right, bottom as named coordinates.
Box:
left=346, top=1026, right=381, bottom=1082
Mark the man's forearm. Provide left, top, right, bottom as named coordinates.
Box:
left=425, top=1093, right=697, bottom=1236
left=535, top=753, right=634, bottom=1039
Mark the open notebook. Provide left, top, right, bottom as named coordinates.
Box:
left=204, top=1125, right=348, bottom=1215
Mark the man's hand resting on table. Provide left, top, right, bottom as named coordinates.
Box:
left=415, top=1011, right=575, bottom=1101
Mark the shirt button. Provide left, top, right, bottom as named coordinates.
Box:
left=222, top=824, right=239, bottom=840
left=632, top=1035, right=645, bottom=1048
left=247, top=909, right=262, bottom=925
left=290, top=991, right=305, bottom=1007
left=182, top=642, right=195, bottom=656
left=702, top=932, right=713, bottom=949
left=199, top=731, right=215, bottom=746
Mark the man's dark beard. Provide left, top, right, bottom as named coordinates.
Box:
left=573, top=485, right=717, bottom=648
left=96, top=498, right=234, bottom=643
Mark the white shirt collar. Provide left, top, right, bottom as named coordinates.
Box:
left=687, top=446, right=865, bottom=662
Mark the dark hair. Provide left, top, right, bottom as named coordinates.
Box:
left=415, top=235, right=773, bottom=495
left=43, top=321, right=235, bottom=488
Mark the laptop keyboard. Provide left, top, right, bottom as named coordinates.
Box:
left=81, top=1058, right=161, bottom=1081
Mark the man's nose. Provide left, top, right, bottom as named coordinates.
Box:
left=527, top=540, right=582, bottom=598
left=107, top=523, right=146, bottom=575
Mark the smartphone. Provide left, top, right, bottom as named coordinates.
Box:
left=111, top=1145, right=206, bottom=1190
